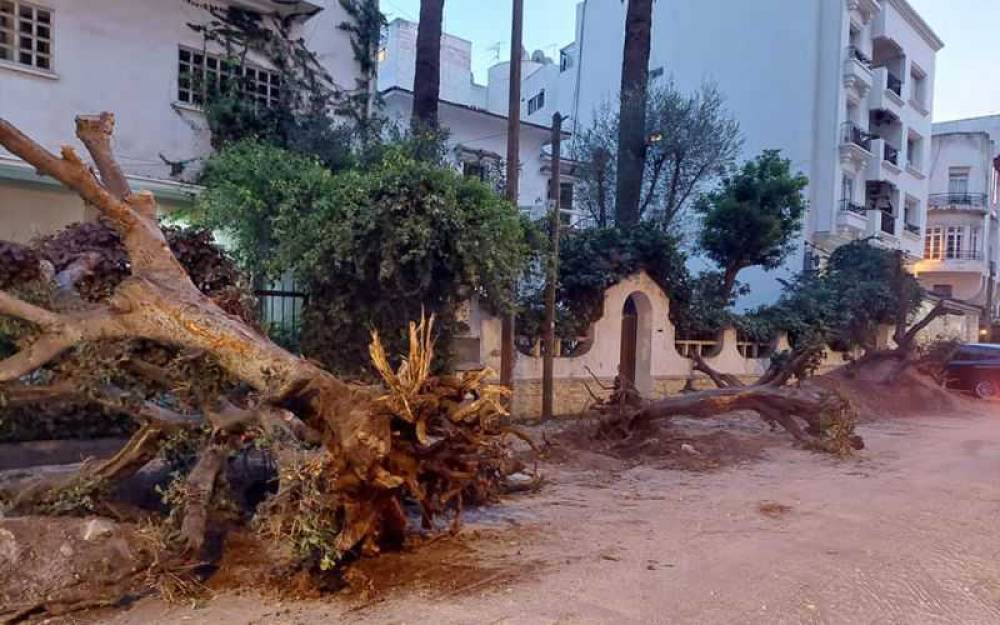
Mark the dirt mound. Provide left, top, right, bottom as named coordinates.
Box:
left=206, top=525, right=540, bottom=607
left=814, top=367, right=974, bottom=420
left=0, top=516, right=153, bottom=623
left=545, top=414, right=772, bottom=472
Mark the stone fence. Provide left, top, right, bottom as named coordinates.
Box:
left=456, top=271, right=860, bottom=418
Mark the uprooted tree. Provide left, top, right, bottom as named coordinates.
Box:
left=0, top=113, right=532, bottom=584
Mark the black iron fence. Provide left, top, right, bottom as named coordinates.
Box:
left=847, top=45, right=872, bottom=69
left=880, top=211, right=896, bottom=234
left=255, top=276, right=307, bottom=348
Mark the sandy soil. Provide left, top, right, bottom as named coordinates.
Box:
left=84, top=406, right=1000, bottom=625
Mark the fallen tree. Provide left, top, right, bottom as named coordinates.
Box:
left=0, top=113, right=529, bottom=585
left=594, top=345, right=863, bottom=455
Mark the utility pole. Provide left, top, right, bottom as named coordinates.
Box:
left=500, top=0, right=523, bottom=390
left=542, top=112, right=563, bottom=421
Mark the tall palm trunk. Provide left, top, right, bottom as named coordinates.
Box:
left=411, top=0, right=445, bottom=136
left=614, top=0, right=654, bottom=227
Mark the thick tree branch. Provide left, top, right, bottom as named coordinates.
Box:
left=180, top=445, right=227, bottom=555
left=75, top=113, right=133, bottom=202
left=0, top=118, right=138, bottom=230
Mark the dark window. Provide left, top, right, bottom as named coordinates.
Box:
left=527, top=90, right=545, bottom=115
left=559, top=50, right=571, bottom=72
left=559, top=182, right=574, bottom=211
left=462, top=161, right=485, bottom=181
left=931, top=284, right=953, bottom=298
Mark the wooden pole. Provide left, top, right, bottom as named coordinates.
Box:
left=500, top=0, right=523, bottom=390
left=542, top=112, right=563, bottom=421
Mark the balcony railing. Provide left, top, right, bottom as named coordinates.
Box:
left=886, top=72, right=903, bottom=97
left=904, top=222, right=920, bottom=235
left=928, top=193, right=989, bottom=209
left=880, top=211, right=896, bottom=234
left=841, top=122, right=871, bottom=151
left=883, top=144, right=899, bottom=166
left=839, top=198, right=867, bottom=215
left=847, top=45, right=872, bottom=69
left=928, top=250, right=984, bottom=262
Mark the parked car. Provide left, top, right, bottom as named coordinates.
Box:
left=944, top=343, right=1000, bottom=399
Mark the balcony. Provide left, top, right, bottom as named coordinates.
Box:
left=869, top=67, right=904, bottom=117
left=839, top=122, right=873, bottom=171
left=867, top=139, right=901, bottom=183
left=843, top=47, right=873, bottom=103
left=840, top=198, right=867, bottom=216
left=928, top=193, right=989, bottom=212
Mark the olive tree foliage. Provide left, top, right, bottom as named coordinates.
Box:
left=186, top=140, right=531, bottom=376
left=573, top=81, right=742, bottom=230
left=696, top=149, right=808, bottom=304
left=743, top=239, right=926, bottom=352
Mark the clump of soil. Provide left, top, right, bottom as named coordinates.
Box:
left=0, top=516, right=153, bottom=623
left=205, top=525, right=540, bottom=608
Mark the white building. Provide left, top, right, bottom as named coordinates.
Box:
left=533, top=0, right=943, bottom=307
left=377, top=18, right=582, bottom=224
left=1, top=0, right=365, bottom=243
left=914, top=115, right=1000, bottom=322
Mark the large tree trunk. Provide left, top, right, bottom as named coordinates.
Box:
left=614, top=0, right=653, bottom=227
left=0, top=115, right=383, bottom=480
left=411, top=0, right=445, bottom=135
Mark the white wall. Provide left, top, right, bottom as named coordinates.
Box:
left=381, top=89, right=558, bottom=211
left=378, top=18, right=482, bottom=108
left=0, top=0, right=361, bottom=183
left=546, top=0, right=941, bottom=309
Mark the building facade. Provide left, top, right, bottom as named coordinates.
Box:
left=914, top=115, right=1000, bottom=323
left=1, top=0, right=365, bottom=243
left=377, top=17, right=583, bottom=225
left=530, top=0, right=942, bottom=307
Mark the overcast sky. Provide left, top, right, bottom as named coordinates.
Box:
left=381, top=0, right=999, bottom=123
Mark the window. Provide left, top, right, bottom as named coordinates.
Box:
left=970, top=226, right=980, bottom=256
left=559, top=50, right=572, bottom=72
left=925, top=226, right=943, bottom=260
left=842, top=175, right=854, bottom=202
left=909, top=64, right=928, bottom=109
left=932, top=284, right=953, bottom=298
left=527, top=90, right=545, bottom=115
left=949, top=168, right=970, bottom=195
left=177, top=46, right=280, bottom=109
left=0, top=1, right=52, bottom=70
left=559, top=181, right=574, bottom=211
left=946, top=226, right=963, bottom=259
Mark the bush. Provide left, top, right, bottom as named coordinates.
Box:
left=189, top=142, right=531, bottom=376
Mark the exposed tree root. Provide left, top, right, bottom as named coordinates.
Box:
left=0, top=113, right=536, bottom=615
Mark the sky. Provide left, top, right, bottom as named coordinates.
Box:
left=381, top=0, right=999, bottom=123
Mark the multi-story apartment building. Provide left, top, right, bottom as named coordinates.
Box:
left=377, top=18, right=583, bottom=225
left=1, top=0, right=365, bottom=243
left=914, top=115, right=1000, bottom=323
left=530, top=0, right=943, bottom=307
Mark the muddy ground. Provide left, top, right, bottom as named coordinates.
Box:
left=52, top=400, right=1000, bottom=625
